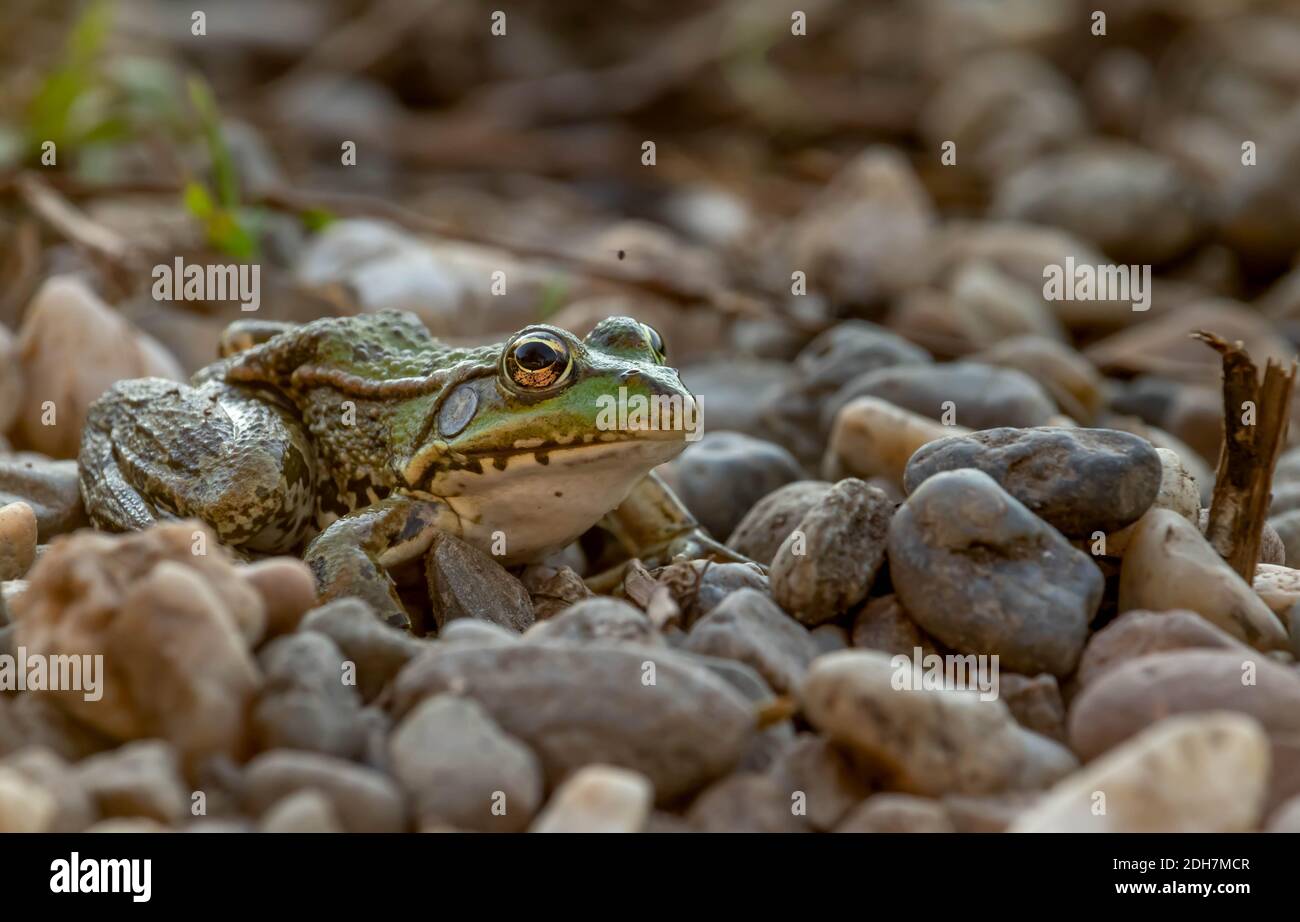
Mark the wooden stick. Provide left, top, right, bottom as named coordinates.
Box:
left=1193, top=330, right=1297, bottom=580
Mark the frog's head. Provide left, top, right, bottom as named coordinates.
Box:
left=404, top=317, right=700, bottom=561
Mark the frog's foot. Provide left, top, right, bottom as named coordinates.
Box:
left=302, top=494, right=450, bottom=631
left=595, top=470, right=755, bottom=575
left=79, top=377, right=316, bottom=554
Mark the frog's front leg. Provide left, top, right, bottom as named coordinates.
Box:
left=303, top=494, right=451, bottom=631
left=599, top=470, right=754, bottom=570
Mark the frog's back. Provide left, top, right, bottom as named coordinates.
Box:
left=223, top=310, right=499, bottom=519
left=225, top=310, right=486, bottom=393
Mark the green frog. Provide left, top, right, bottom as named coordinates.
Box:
left=79, top=310, right=729, bottom=628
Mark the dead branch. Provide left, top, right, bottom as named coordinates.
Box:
left=1193, top=330, right=1297, bottom=581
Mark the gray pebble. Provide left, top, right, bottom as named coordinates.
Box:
left=887, top=469, right=1102, bottom=676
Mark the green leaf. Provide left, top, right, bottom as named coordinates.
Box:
left=299, top=207, right=337, bottom=233
left=187, top=75, right=241, bottom=209
left=183, top=180, right=214, bottom=219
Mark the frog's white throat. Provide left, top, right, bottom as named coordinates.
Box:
left=423, top=436, right=687, bottom=565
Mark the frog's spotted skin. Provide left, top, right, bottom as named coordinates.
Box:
left=79, top=310, right=705, bottom=627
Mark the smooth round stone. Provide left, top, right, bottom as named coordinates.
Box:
left=1075, top=609, right=1249, bottom=689
left=726, top=481, right=832, bottom=566
left=1011, top=713, right=1269, bottom=833
left=661, top=431, right=804, bottom=542
left=794, top=320, right=932, bottom=394
left=992, top=143, right=1207, bottom=264
left=1068, top=649, right=1300, bottom=763
left=1118, top=508, right=1288, bottom=651
left=974, top=335, right=1104, bottom=425
left=828, top=361, right=1057, bottom=433
left=829, top=397, right=968, bottom=489
left=683, top=588, right=817, bottom=694
left=531, top=765, right=652, bottom=833
left=0, top=456, right=88, bottom=541
left=904, top=427, right=1162, bottom=537
left=887, top=469, right=1102, bottom=676
left=0, top=502, right=38, bottom=582
left=799, top=650, right=1056, bottom=796
left=835, top=794, right=954, bottom=833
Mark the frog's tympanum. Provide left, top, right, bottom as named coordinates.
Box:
left=79, top=310, right=727, bottom=628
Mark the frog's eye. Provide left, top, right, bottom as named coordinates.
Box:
left=505, top=332, right=572, bottom=390
left=641, top=323, right=666, bottom=362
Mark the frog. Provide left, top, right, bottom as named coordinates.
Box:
left=78, top=309, right=734, bottom=629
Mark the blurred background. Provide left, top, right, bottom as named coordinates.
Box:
left=3, top=0, right=1300, bottom=506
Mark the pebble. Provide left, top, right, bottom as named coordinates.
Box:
left=0, top=323, right=22, bottom=435
left=0, top=746, right=97, bottom=832
left=1265, top=795, right=1300, bottom=833
left=14, top=276, right=183, bottom=458
left=438, top=618, right=521, bottom=647
left=258, top=790, right=344, bottom=834
left=1068, top=649, right=1300, bottom=764
left=1252, top=564, right=1300, bottom=620
left=519, top=564, right=591, bottom=620
left=887, top=469, right=1102, bottom=676
left=239, top=557, right=318, bottom=638
left=904, top=427, right=1161, bottom=537
left=829, top=397, right=969, bottom=489
left=831, top=362, right=1057, bottom=433
left=425, top=532, right=535, bottom=632
left=942, top=793, right=1041, bottom=833
left=921, top=51, right=1085, bottom=180
left=1011, top=713, right=1269, bottom=832
left=683, top=588, right=818, bottom=695
left=530, top=764, right=653, bottom=833
left=1117, top=508, right=1289, bottom=650
left=770, top=479, right=893, bottom=626
left=786, top=148, right=935, bottom=308
left=686, top=774, right=810, bottom=833
left=391, top=643, right=754, bottom=803
left=973, top=336, right=1104, bottom=424
left=390, top=695, right=543, bottom=832
left=298, top=598, right=427, bottom=702
left=523, top=597, right=660, bottom=647
left=992, top=143, right=1206, bottom=264
left=835, top=794, right=954, bottom=833
left=726, top=481, right=832, bottom=566
left=767, top=735, right=873, bottom=831
left=0, top=766, right=57, bottom=832
left=800, top=650, right=1066, bottom=796
left=1103, top=447, right=1200, bottom=555
left=1198, top=511, right=1286, bottom=568
left=850, top=595, right=935, bottom=657
left=661, top=432, right=804, bottom=542
left=648, top=559, right=769, bottom=628
left=242, top=750, right=407, bottom=833
left=999, top=674, right=1067, bottom=744
left=0, top=455, right=88, bottom=540
left=11, top=524, right=262, bottom=762
left=795, top=321, right=933, bottom=395
left=1075, top=609, right=1249, bottom=689
left=0, top=690, right=113, bottom=762
left=74, top=740, right=189, bottom=827
left=252, top=633, right=366, bottom=759
left=0, top=501, right=37, bottom=581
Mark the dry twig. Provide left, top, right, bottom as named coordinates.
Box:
left=1194, top=330, right=1297, bottom=581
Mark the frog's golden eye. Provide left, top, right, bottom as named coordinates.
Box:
left=642, top=323, right=666, bottom=362
left=505, top=332, right=572, bottom=390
